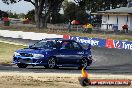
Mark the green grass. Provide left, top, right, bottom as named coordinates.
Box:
left=0, top=42, right=26, bottom=65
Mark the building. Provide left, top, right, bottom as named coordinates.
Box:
left=93, top=7, right=132, bottom=31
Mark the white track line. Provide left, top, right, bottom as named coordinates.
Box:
left=0, top=40, right=28, bottom=46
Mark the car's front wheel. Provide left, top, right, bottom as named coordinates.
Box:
left=46, top=57, right=57, bottom=69
left=78, top=58, right=88, bottom=70
left=17, top=63, right=28, bottom=68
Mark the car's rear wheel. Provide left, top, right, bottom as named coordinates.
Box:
left=17, top=63, right=28, bottom=68
left=78, top=58, right=88, bottom=70
left=46, top=57, right=57, bottom=69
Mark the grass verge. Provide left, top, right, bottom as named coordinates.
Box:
left=0, top=42, right=26, bottom=65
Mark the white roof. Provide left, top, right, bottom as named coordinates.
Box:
left=98, top=7, right=132, bottom=14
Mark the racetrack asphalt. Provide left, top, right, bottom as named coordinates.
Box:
left=0, top=36, right=132, bottom=75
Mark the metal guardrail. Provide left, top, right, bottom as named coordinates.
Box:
left=47, top=24, right=68, bottom=30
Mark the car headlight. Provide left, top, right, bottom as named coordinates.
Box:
left=33, top=54, right=44, bottom=58
left=14, top=52, right=20, bottom=56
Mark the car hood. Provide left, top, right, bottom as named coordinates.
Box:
left=16, top=48, right=52, bottom=54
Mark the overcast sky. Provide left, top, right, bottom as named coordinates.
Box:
left=0, top=0, right=34, bottom=14
left=0, top=0, right=74, bottom=14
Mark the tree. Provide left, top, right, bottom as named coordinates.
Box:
left=72, top=0, right=128, bottom=24
left=8, top=12, right=18, bottom=18
left=49, top=13, right=66, bottom=24
left=18, top=13, right=25, bottom=18
left=2, top=0, right=64, bottom=28
left=63, top=1, right=77, bottom=21
left=74, top=0, right=128, bottom=12
left=63, top=1, right=88, bottom=24
left=0, top=10, right=7, bottom=18
left=26, top=9, right=35, bottom=23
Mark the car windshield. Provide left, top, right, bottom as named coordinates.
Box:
left=30, top=40, right=56, bottom=49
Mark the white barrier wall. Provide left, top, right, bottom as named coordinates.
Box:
left=0, top=30, right=63, bottom=40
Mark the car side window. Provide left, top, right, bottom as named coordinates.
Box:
left=61, top=41, right=74, bottom=50
left=72, top=42, right=81, bottom=50
left=46, top=41, right=53, bottom=47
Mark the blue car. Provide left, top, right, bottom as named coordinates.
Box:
left=13, top=38, right=93, bottom=69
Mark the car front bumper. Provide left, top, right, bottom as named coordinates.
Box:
left=13, top=56, right=48, bottom=66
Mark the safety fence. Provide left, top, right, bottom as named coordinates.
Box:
left=47, top=23, right=101, bottom=32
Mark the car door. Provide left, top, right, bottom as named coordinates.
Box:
left=57, top=41, right=84, bottom=66
left=70, top=41, right=84, bottom=64
left=57, top=41, right=75, bottom=65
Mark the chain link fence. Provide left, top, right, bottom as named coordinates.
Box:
left=47, top=23, right=101, bottom=33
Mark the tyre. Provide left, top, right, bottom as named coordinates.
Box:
left=17, top=63, right=28, bottom=68
left=79, top=77, right=90, bottom=86
left=46, top=57, right=57, bottom=69
left=78, top=58, right=88, bottom=70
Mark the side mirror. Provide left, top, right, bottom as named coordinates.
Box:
left=29, top=45, right=32, bottom=48
left=28, top=43, right=33, bottom=48
left=87, top=44, right=91, bottom=50
left=28, top=42, right=35, bottom=48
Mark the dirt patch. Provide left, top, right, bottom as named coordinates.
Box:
left=0, top=72, right=82, bottom=88
left=0, top=76, right=68, bottom=87
left=0, top=72, right=131, bottom=88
